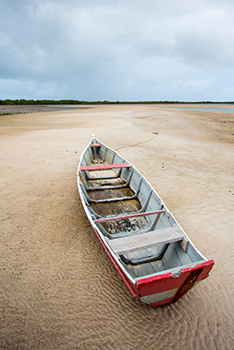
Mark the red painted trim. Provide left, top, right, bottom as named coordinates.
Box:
left=183, top=260, right=214, bottom=278
left=137, top=272, right=172, bottom=286
left=136, top=260, right=214, bottom=297
left=94, top=210, right=165, bottom=223
left=91, top=143, right=101, bottom=147
left=80, top=163, right=131, bottom=171
left=137, top=260, right=214, bottom=287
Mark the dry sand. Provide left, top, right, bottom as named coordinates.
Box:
left=0, top=105, right=234, bottom=349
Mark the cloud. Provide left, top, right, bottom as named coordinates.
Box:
left=174, top=30, right=234, bottom=69
left=0, top=0, right=234, bottom=100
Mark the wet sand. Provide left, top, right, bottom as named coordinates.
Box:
left=0, top=104, right=89, bottom=115
left=0, top=105, right=234, bottom=349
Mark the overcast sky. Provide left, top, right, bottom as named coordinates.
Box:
left=1, top=0, right=234, bottom=101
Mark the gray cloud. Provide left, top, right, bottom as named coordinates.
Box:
left=174, top=31, right=234, bottom=69
left=0, top=0, right=234, bottom=100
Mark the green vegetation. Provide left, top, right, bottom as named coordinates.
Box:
left=0, top=99, right=233, bottom=105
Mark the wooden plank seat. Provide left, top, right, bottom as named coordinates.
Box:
left=91, top=143, right=101, bottom=148
left=80, top=163, right=132, bottom=171
left=107, top=225, right=188, bottom=255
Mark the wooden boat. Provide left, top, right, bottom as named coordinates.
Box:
left=77, top=136, right=214, bottom=307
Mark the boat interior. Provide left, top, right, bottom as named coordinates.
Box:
left=78, top=139, right=205, bottom=279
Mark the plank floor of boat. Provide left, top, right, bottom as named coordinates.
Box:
left=88, top=181, right=150, bottom=235
left=123, top=242, right=193, bottom=278
left=88, top=187, right=134, bottom=200
left=124, top=246, right=164, bottom=277
left=91, top=198, right=141, bottom=216
left=86, top=168, right=116, bottom=179
left=91, top=196, right=149, bottom=235
left=86, top=168, right=126, bottom=188
left=101, top=216, right=149, bottom=235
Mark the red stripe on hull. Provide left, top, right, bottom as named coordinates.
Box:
left=136, top=260, right=214, bottom=299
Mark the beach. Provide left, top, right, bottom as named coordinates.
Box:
left=0, top=104, right=233, bottom=349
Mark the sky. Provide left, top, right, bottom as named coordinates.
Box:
left=1, top=0, right=234, bottom=101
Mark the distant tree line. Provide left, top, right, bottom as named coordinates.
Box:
left=0, top=99, right=233, bottom=105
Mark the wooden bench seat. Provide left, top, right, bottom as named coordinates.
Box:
left=107, top=225, right=188, bottom=254
left=79, top=163, right=131, bottom=171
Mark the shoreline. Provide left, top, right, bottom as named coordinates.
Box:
left=1, top=102, right=234, bottom=116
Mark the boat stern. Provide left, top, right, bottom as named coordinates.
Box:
left=135, top=260, right=214, bottom=307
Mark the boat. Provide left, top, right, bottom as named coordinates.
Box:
left=77, top=136, right=214, bottom=307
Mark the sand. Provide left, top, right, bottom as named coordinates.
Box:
left=0, top=105, right=233, bottom=349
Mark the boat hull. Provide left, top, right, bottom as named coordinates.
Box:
left=77, top=137, right=214, bottom=307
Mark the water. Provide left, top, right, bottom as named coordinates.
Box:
left=157, top=104, right=234, bottom=114
left=43, top=105, right=89, bottom=111
left=0, top=104, right=89, bottom=115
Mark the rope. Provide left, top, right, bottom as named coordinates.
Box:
left=114, top=132, right=158, bottom=151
